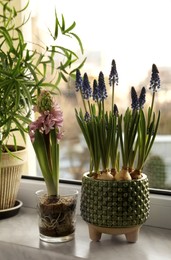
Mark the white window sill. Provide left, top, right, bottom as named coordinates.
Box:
left=0, top=206, right=171, bottom=260
left=18, top=178, right=171, bottom=230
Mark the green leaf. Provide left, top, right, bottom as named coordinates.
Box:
left=0, top=27, right=14, bottom=51
left=54, top=10, right=59, bottom=40
left=50, top=129, right=59, bottom=195
left=33, top=131, right=56, bottom=195
left=70, top=32, right=84, bottom=54
left=63, top=21, right=76, bottom=34
left=61, top=14, right=65, bottom=32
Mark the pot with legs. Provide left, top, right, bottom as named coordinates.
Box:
left=81, top=172, right=150, bottom=242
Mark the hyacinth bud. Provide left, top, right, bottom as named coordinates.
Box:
left=82, top=73, right=92, bottom=100
left=149, top=64, right=160, bottom=92
left=75, top=69, right=82, bottom=92
left=37, top=90, right=53, bottom=113
left=109, top=59, right=119, bottom=86
left=113, top=104, right=119, bottom=116
left=131, top=86, right=139, bottom=110
left=139, top=87, right=146, bottom=109
left=98, top=71, right=107, bottom=101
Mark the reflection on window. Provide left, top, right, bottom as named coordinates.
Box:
left=25, top=0, right=171, bottom=190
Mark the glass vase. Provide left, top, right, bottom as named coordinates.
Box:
left=36, top=189, right=78, bottom=243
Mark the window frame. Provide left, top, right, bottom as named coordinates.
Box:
left=15, top=0, right=171, bottom=229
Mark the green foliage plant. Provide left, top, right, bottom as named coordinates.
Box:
left=75, top=60, right=161, bottom=181
left=0, top=0, right=85, bottom=160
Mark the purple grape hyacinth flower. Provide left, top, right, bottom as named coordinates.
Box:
left=98, top=71, right=107, bottom=101
left=139, top=87, right=146, bottom=109
left=84, top=111, right=91, bottom=122
left=113, top=104, right=119, bottom=116
left=93, top=79, right=100, bottom=102
left=109, top=59, right=119, bottom=86
left=149, top=64, right=160, bottom=92
left=131, top=87, right=139, bottom=110
left=82, top=73, right=92, bottom=100
left=75, top=69, right=83, bottom=92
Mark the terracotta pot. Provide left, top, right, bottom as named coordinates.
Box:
left=81, top=172, right=150, bottom=242
left=0, top=146, right=27, bottom=210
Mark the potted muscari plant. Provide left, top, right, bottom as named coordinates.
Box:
left=0, top=0, right=84, bottom=213
left=29, top=90, right=78, bottom=243
left=75, top=60, right=160, bottom=242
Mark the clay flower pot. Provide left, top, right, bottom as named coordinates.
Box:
left=81, top=172, right=150, bottom=242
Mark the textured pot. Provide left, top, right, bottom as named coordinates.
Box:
left=81, top=172, right=150, bottom=242
left=0, top=146, right=27, bottom=210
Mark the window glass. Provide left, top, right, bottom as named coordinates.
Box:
left=23, top=0, right=171, bottom=190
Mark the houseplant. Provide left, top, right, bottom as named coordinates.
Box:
left=29, top=90, right=78, bottom=243
left=75, top=60, right=161, bottom=242
left=0, top=0, right=85, bottom=212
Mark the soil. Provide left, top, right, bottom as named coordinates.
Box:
left=38, top=195, right=77, bottom=238
left=1, top=145, right=25, bottom=153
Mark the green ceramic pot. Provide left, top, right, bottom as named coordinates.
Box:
left=81, top=172, right=150, bottom=228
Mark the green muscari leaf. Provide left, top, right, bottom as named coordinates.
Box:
left=136, top=109, right=146, bottom=170
left=88, top=119, right=100, bottom=172
left=118, top=114, right=125, bottom=167
left=110, top=114, right=119, bottom=169
left=144, top=111, right=160, bottom=163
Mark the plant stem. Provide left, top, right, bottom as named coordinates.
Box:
left=111, top=82, right=115, bottom=112
left=148, top=91, right=155, bottom=129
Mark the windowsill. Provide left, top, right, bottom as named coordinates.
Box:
left=0, top=179, right=171, bottom=259
left=18, top=178, right=171, bottom=229
left=0, top=206, right=171, bottom=260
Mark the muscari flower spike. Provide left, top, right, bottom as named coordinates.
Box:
left=149, top=64, right=160, bottom=92
left=82, top=73, right=92, bottom=100
left=93, top=79, right=100, bottom=102
left=98, top=71, right=108, bottom=101
left=84, top=111, right=91, bottom=122
left=139, top=86, right=146, bottom=109
left=113, top=104, right=119, bottom=116
left=75, top=69, right=83, bottom=92
left=131, top=86, right=139, bottom=110
left=109, top=59, right=119, bottom=86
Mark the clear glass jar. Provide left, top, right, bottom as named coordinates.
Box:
left=36, top=189, right=78, bottom=243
